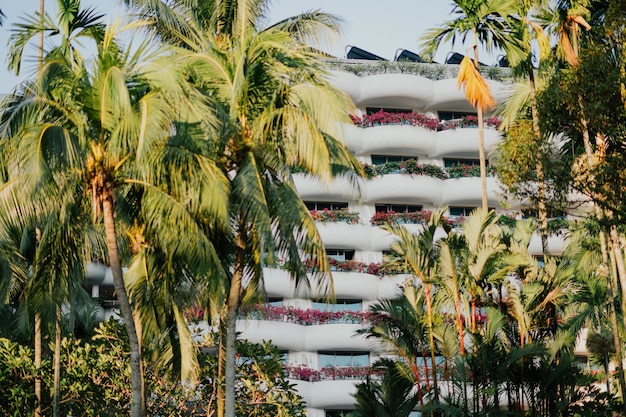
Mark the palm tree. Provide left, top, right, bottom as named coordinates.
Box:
left=121, top=3, right=361, bottom=417
left=420, top=0, right=524, bottom=210
left=381, top=210, right=449, bottom=402
left=359, top=287, right=434, bottom=407
left=2, top=12, right=224, bottom=415
left=351, top=358, right=421, bottom=417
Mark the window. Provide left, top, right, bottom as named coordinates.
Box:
left=325, top=411, right=354, bottom=417
left=304, top=201, right=349, bottom=211
left=265, top=297, right=283, bottom=306
left=366, top=107, right=412, bottom=115
left=438, top=111, right=476, bottom=121
left=318, top=351, right=369, bottom=367
left=522, top=208, right=566, bottom=219
left=376, top=204, right=422, bottom=213
left=325, top=249, right=354, bottom=261
left=449, top=206, right=477, bottom=217
left=312, top=299, right=362, bottom=312
left=444, top=158, right=485, bottom=167
left=371, top=155, right=418, bottom=165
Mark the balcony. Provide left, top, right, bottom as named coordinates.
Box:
left=262, top=268, right=404, bottom=300
left=327, top=69, right=508, bottom=111
left=236, top=319, right=371, bottom=351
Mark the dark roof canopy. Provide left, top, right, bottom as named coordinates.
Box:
left=446, top=52, right=488, bottom=67
left=346, top=46, right=386, bottom=61
left=395, top=49, right=425, bottom=63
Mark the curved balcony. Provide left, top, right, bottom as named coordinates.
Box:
left=440, top=177, right=502, bottom=206
left=363, top=174, right=443, bottom=205
left=527, top=231, right=568, bottom=256
left=356, top=73, right=435, bottom=109
left=431, top=78, right=475, bottom=112
left=237, top=320, right=371, bottom=351
left=293, top=174, right=361, bottom=201
left=292, top=379, right=359, bottom=409
left=329, top=71, right=506, bottom=112
left=316, top=223, right=372, bottom=251
left=352, top=124, right=437, bottom=156
left=430, top=126, right=501, bottom=158
left=263, top=268, right=403, bottom=300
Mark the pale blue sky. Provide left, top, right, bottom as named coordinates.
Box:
left=0, top=0, right=497, bottom=93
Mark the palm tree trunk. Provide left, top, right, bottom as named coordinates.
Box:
left=452, top=277, right=465, bottom=355
left=35, top=1, right=44, bottom=414
left=528, top=70, right=549, bottom=254
left=223, top=242, right=245, bottom=417
left=218, top=225, right=247, bottom=417
left=34, top=313, right=42, bottom=417
left=477, top=106, right=488, bottom=211
left=102, top=189, right=145, bottom=417
left=472, top=35, right=488, bottom=211
left=424, top=284, right=439, bottom=402
left=53, top=305, right=61, bottom=417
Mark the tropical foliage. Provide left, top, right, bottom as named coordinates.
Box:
left=1, top=1, right=626, bottom=417
left=0, top=320, right=305, bottom=417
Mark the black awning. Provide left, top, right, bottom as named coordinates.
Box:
left=346, top=46, right=386, bottom=61
left=395, top=49, right=425, bottom=63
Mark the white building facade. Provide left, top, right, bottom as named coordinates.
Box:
left=235, top=56, right=568, bottom=417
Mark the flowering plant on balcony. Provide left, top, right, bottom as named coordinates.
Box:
left=370, top=210, right=432, bottom=226
left=444, top=115, right=501, bottom=129
left=238, top=304, right=376, bottom=325
left=349, top=111, right=502, bottom=131
left=363, top=160, right=447, bottom=179
left=446, top=164, right=497, bottom=179
left=350, top=110, right=441, bottom=130
left=285, top=365, right=383, bottom=381
left=310, top=208, right=361, bottom=224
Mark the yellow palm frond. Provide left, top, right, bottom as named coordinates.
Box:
left=457, top=56, right=495, bottom=112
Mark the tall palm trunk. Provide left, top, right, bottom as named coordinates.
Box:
left=53, top=306, right=61, bottom=417
left=102, top=189, right=145, bottom=417
left=34, top=314, right=42, bottom=417
left=34, top=2, right=44, bottom=415
left=218, top=224, right=247, bottom=417
left=424, top=284, right=439, bottom=403
left=527, top=69, right=549, bottom=254
left=472, top=41, right=488, bottom=211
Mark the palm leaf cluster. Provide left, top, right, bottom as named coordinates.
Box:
left=356, top=208, right=615, bottom=416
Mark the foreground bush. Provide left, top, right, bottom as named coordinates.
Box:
left=0, top=320, right=305, bottom=417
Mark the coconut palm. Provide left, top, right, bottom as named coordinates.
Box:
left=420, top=0, right=524, bottom=210
left=190, top=30, right=359, bottom=417
left=2, top=13, right=228, bottom=415
left=119, top=3, right=361, bottom=417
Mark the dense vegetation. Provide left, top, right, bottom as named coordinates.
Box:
left=1, top=0, right=626, bottom=417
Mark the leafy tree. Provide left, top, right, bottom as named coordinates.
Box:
left=0, top=320, right=306, bottom=417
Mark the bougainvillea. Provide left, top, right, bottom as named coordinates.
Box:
left=309, top=208, right=361, bottom=224
left=369, top=210, right=433, bottom=225
left=349, top=111, right=501, bottom=131
left=285, top=365, right=383, bottom=382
